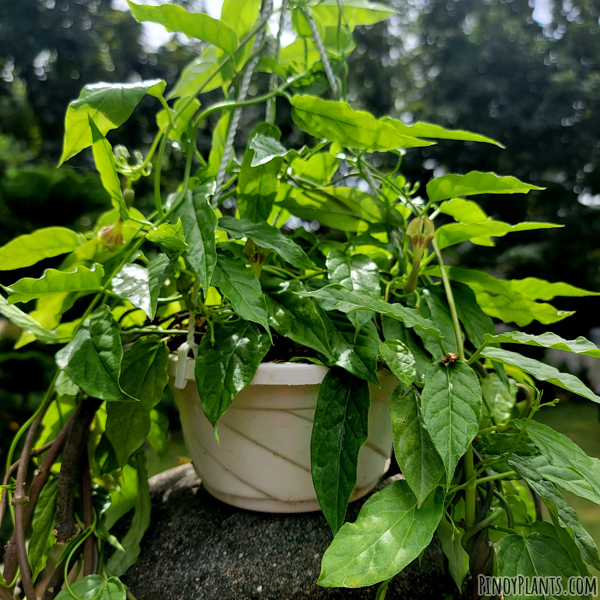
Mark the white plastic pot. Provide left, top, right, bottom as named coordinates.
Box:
left=169, top=357, right=395, bottom=513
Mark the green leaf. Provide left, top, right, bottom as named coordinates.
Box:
left=290, top=152, right=340, bottom=184
left=420, top=361, right=482, bottom=478
left=290, top=96, right=434, bottom=151
left=60, top=79, right=166, bottom=165
left=379, top=341, right=415, bottom=385
left=148, top=254, right=174, bottom=319
left=204, top=110, right=230, bottom=178
left=421, top=285, right=461, bottom=354
left=382, top=117, right=503, bottom=147
left=512, top=420, right=600, bottom=506
left=249, top=133, right=288, bottom=167
left=298, top=285, right=442, bottom=342
left=318, top=480, right=444, bottom=587
left=55, top=305, right=135, bottom=402
left=212, top=254, right=270, bottom=336
left=0, top=227, right=80, bottom=271
left=509, top=454, right=600, bottom=570
left=238, top=125, right=282, bottom=223
left=55, top=575, right=126, bottom=600
left=427, top=171, right=544, bottom=203
left=481, top=347, right=600, bottom=403
left=107, top=452, right=151, bottom=576
left=89, top=115, right=128, bottom=220
left=220, top=0, right=260, bottom=36
left=218, top=216, right=315, bottom=270
left=481, top=372, right=516, bottom=424
left=452, top=282, right=495, bottom=348
left=311, top=368, right=370, bottom=534
left=4, top=265, right=104, bottom=304
left=436, top=220, right=561, bottom=250
left=106, top=337, right=169, bottom=467
left=148, top=409, right=169, bottom=458
left=437, top=511, right=470, bottom=591
left=390, top=385, right=444, bottom=505
left=311, top=0, right=394, bottom=28
left=0, top=295, right=59, bottom=344
left=147, top=219, right=188, bottom=255
left=438, top=197, right=488, bottom=224
left=126, top=1, right=239, bottom=55
left=483, top=331, right=600, bottom=358
left=505, top=277, right=600, bottom=301
left=497, top=533, right=581, bottom=599
left=195, top=320, right=271, bottom=429
left=29, top=478, right=58, bottom=582
left=173, top=185, right=218, bottom=292
left=112, top=264, right=151, bottom=319
left=327, top=250, right=379, bottom=333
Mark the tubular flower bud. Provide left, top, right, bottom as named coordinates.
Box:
left=406, top=217, right=434, bottom=250
left=99, top=219, right=125, bottom=251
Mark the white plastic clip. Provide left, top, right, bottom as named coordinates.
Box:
left=174, top=281, right=200, bottom=390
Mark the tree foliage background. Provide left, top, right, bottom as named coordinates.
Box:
left=0, top=0, right=598, bottom=452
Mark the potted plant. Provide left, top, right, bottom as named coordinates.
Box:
left=1, top=1, right=600, bottom=599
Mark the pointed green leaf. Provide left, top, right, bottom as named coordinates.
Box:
left=381, top=117, right=503, bottom=147
left=505, top=278, right=600, bottom=301
left=174, top=185, right=218, bottom=292
left=483, top=331, right=600, bottom=358
left=212, top=254, right=270, bottom=336
left=421, top=285, right=461, bottom=354
left=4, top=265, right=104, bottom=304
left=196, top=320, right=271, bottom=428
left=249, top=133, right=288, bottom=167
left=55, top=575, right=126, bottom=600
left=427, top=171, right=544, bottom=203
left=311, top=368, right=370, bottom=534
left=390, top=385, right=444, bottom=504
left=106, top=337, right=169, bottom=467
left=379, top=341, right=415, bottom=385
left=0, top=227, right=80, bottom=271
left=481, top=372, right=517, bottom=424
left=436, top=220, right=561, bottom=250
left=148, top=254, right=174, bottom=319
left=126, top=1, right=239, bottom=55
left=112, top=264, right=151, bottom=319
left=221, top=0, right=260, bottom=36
left=29, top=478, right=58, bottom=582
left=56, top=305, right=136, bottom=402
left=452, top=282, right=495, bottom=348
left=290, top=96, right=434, bottom=151
left=421, top=361, right=482, bottom=478
left=147, top=219, right=188, bottom=255
left=481, top=347, right=600, bottom=403
left=438, top=197, right=488, bottom=224
left=0, top=295, right=59, bottom=344
left=204, top=110, right=230, bottom=178
left=497, top=533, right=581, bottom=598
left=318, top=481, right=444, bottom=587
left=437, top=511, right=470, bottom=591
left=298, top=285, right=442, bottom=342
left=311, top=0, right=394, bottom=28
left=60, top=79, right=166, bottom=165
left=89, top=115, right=129, bottom=220
left=218, top=216, right=315, bottom=270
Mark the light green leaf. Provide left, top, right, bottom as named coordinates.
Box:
left=311, top=368, right=370, bottom=534
left=60, top=79, right=166, bottom=165
left=147, top=409, right=169, bottom=458
left=421, top=285, right=461, bottom=354
left=249, top=133, right=288, bottom=167
left=483, top=331, right=600, bottom=358
left=311, top=0, right=394, bottom=28
left=481, top=347, right=600, bottom=403
left=173, top=185, right=218, bottom=292
left=381, top=117, right=504, bottom=147
left=436, top=220, right=561, bottom=250
left=29, top=478, right=58, bottom=582
left=0, top=295, right=59, bottom=344
left=497, top=533, right=581, bottom=599
left=298, top=285, right=442, bottom=342
left=0, top=227, right=80, bottom=271
left=55, top=575, right=126, bottom=600
left=218, top=216, right=315, bottom=270
left=290, top=96, right=434, bottom=151
left=112, top=264, right=151, bottom=319
left=196, top=320, right=271, bottom=429
left=390, top=385, right=444, bottom=505
left=126, top=1, right=238, bottom=55
left=107, top=452, right=151, bottom=576
left=437, top=511, right=470, bottom=591
left=221, top=0, right=260, bottom=36
left=481, top=372, right=517, bottom=424
left=452, top=282, right=495, bottom=348
left=56, top=305, right=136, bottom=402
left=511, top=421, right=600, bottom=506
left=290, top=152, right=340, bottom=184
left=318, top=481, right=444, bottom=587
left=204, top=110, right=230, bottom=178
left=427, top=171, right=544, bottom=203
left=156, top=96, right=200, bottom=141
left=438, top=197, right=488, bottom=224
left=148, top=254, right=174, bottom=319
left=212, top=254, right=270, bottom=336
left=505, top=277, right=600, bottom=301
left=106, top=337, right=169, bottom=467
left=421, top=361, right=482, bottom=478
left=382, top=317, right=432, bottom=383
left=379, top=341, right=415, bottom=385
left=89, top=115, right=128, bottom=220
left=4, top=265, right=104, bottom=304
left=327, top=250, right=379, bottom=333
left=147, top=219, right=188, bottom=255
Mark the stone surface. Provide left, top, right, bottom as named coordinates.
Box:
left=121, top=465, right=461, bottom=600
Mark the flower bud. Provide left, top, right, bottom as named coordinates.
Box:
left=406, top=217, right=434, bottom=249
left=98, top=219, right=125, bottom=251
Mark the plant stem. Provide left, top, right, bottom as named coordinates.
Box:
left=462, top=508, right=503, bottom=546
left=463, top=445, right=476, bottom=530
left=82, top=457, right=97, bottom=576
left=153, top=128, right=171, bottom=218
left=493, top=488, right=514, bottom=529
